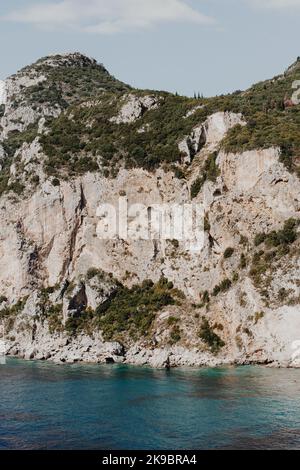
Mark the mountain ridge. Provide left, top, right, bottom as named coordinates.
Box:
left=0, top=53, right=300, bottom=368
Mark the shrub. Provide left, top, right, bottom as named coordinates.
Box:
left=31, top=175, right=40, bottom=186
left=240, top=253, right=247, bottom=269
left=191, top=177, right=205, bottom=199
left=86, top=267, right=101, bottom=280
left=0, top=297, right=28, bottom=320
left=0, top=296, right=8, bottom=305
left=254, top=233, right=267, bottom=246
left=65, top=308, right=94, bottom=336
left=198, top=317, right=225, bottom=354
left=224, top=247, right=234, bottom=259
left=254, top=311, right=264, bottom=324
left=96, top=277, right=179, bottom=341
left=191, top=152, right=220, bottom=199
left=167, top=316, right=179, bottom=327
left=170, top=325, right=181, bottom=344
left=212, top=279, right=232, bottom=296
left=221, top=61, right=300, bottom=178
left=52, top=178, right=60, bottom=187
left=47, top=304, right=63, bottom=334
left=204, top=215, right=211, bottom=232
left=278, top=288, right=288, bottom=302
left=254, top=219, right=299, bottom=248
left=7, top=180, right=25, bottom=196
left=202, top=290, right=210, bottom=304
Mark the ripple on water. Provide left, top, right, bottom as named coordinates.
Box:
left=1, top=359, right=300, bottom=450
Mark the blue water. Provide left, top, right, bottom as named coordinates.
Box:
left=1, top=359, right=300, bottom=450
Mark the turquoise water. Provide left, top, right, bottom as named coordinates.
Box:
left=1, top=359, right=300, bottom=450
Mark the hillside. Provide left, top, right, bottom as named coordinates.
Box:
left=0, top=53, right=300, bottom=368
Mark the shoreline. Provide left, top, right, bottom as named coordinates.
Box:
left=4, top=351, right=297, bottom=370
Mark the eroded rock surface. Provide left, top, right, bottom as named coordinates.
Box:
left=0, top=54, right=299, bottom=368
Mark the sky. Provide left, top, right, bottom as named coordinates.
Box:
left=0, top=0, right=300, bottom=97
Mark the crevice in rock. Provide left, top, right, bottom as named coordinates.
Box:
left=41, top=236, right=55, bottom=259
left=152, top=240, right=159, bottom=260
left=28, top=245, right=39, bottom=275
left=208, top=233, right=220, bottom=250
left=68, top=282, right=87, bottom=317
left=61, top=183, right=87, bottom=278
left=58, top=279, right=70, bottom=300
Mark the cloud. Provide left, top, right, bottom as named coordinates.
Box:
left=247, top=0, right=300, bottom=8
left=3, top=0, right=215, bottom=34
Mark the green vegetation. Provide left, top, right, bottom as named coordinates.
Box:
left=204, top=215, right=211, bottom=232
left=3, top=124, right=39, bottom=159
left=41, top=91, right=214, bottom=176
left=191, top=151, right=220, bottom=198
left=222, top=59, right=300, bottom=175
left=240, top=253, right=247, bottom=269
left=251, top=219, right=299, bottom=291
left=254, top=311, right=265, bottom=324
left=52, top=178, right=60, bottom=187
left=224, top=247, right=234, bottom=259
left=167, top=316, right=179, bottom=327
left=65, top=308, right=94, bottom=337
left=97, top=277, right=178, bottom=341
left=0, top=297, right=28, bottom=331
left=0, top=55, right=131, bottom=190
left=1, top=55, right=300, bottom=199
left=0, top=124, right=39, bottom=197
left=202, top=290, right=210, bottom=304
left=20, top=56, right=130, bottom=110
left=198, top=317, right=225, bottom=354
left=254, top=218, right=299, bottom=248
left=38, top=287, right=63, bottom=333
left=86, top=267, right=102, bottom=280
left=4, top=56, right=300, bottom=186
left=169, top=325, right=182, bottom=344
left=0, top=297, right=27, bottom=319
left=0, top=296, right=8, bottom=305
left=63, top=277, right=181, bottom=341
left=250, top=250, right=268, bottom=287
left=212, top=278, right=232, bottom=296
left=47, top=304, right=64, bottom=334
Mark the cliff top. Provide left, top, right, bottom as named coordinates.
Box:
left=0, top=52, right=300, bottom=197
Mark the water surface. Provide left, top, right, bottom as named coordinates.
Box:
left=1, top=359, right=300, bottom=449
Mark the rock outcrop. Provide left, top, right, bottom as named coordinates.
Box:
left=178, top=111, right=245, bottom=164
left=110, top=93, right=159, bottom=124
left=0, top=80, right=6, bottom=105
left=0, top=53, right=299, bottom=368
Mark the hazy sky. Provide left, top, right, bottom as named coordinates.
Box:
left=0, top=0, right=299, bottom=97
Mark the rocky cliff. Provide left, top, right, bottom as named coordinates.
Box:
left=0, top=52, right=300, bottom=368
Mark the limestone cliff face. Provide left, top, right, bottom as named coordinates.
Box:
left=0, top=53, right=299, bottom=368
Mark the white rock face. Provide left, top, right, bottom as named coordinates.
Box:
left=184, top=105, right=204, bottom=119
left=38, top=52, right=97, bottom=69
left=0, top=65, right=300, bottom=368
left=205, top=111, right=245, bottom=145
left=0, top=80, right=6, bottom=105
left=178, top=111, right=245, bottom=164
left=0, top=144, right=5, bottom=168
left=0, top=67, right=61, bottom=140
left=1, top=140, right=300, bottom=368
left=110, top=94, right=159, bottom=124
left=217, top=147, right=280, bottom=192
